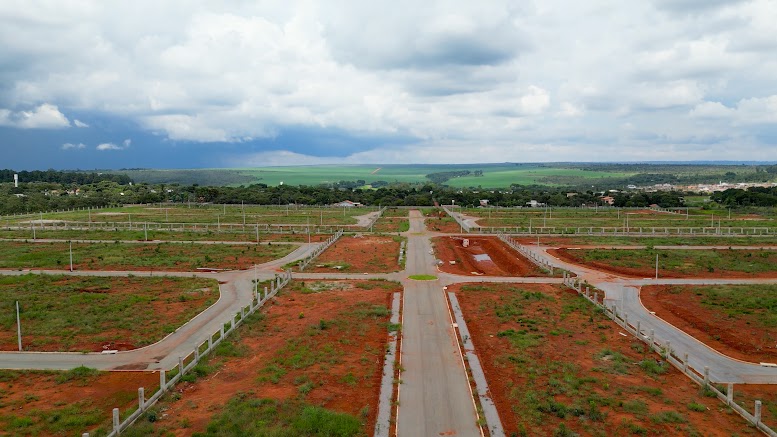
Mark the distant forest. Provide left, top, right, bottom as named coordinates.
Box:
left=0, top=169, right=131, bottom=185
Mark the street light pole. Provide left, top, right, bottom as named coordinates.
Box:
left=69, top=241, right=73, bottom=272
left=655, top=253, right=659, bottom=280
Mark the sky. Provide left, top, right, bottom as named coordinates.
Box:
left=1, top=0, right=776, bottom=170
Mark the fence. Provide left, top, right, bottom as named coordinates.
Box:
left=497, top=233, right=558, bottom=275
left=297, top=230, right=344, bottom=271
left=561, top=273, right=776, bottom=436
left=82, top=270, right=294, bottom=437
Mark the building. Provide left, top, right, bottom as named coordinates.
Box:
left=332, top=200, right=362, bottom=208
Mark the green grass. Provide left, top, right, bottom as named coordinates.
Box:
left=188, top=396, right=363, bottom=437
left=0, top=274, right=217, bottom=350
left=0, top=241, right=295, bottom=270
left=666, top=284, right=777, bottom=329
left=110, top=164, right=633, bottom=189
left=572, top=248, right=777, bottom=275
left=408, top=274, right=437, bottom=280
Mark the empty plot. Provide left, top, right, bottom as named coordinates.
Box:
left=306, top=235, right=403, bottom=273
left=451, top=282, right=759, bottom=436
left=0, top=368, right=157, bottom=436
left=123, top=279, right=400, bottom=436
left=641, top=284, right=777, bottom=362
left=551, top=248, right=777, bottom=278
left=0, top=241, right=295, bottom=271
left=0, top=274, right=218, bottom=351
left=433, top=236, right=545, bottom=276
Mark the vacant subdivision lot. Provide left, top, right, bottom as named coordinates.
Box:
left=551, top=248, right=777, bottom=278
left=452, top=282, right=764, bottom=435
left=433, top=236, right=545, bottom=276
left=0, top=241, right=295, bottom=271
left=0, top=228, right=329, bottom=243
left=0, top=368, right=157, bottom=436
left=372, top=208, right=409, bottom=233
left=0, top=274, right=218, bottom=351
left=306, top=235, right=402, bottom=273
left=641, top=284, right=777, bottom=362
left=122, top=279, right=399, bottom=436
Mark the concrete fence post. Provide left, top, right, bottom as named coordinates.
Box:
left=264, top=286, right=268, bottom=299
left=585, top=286, right=590, bottom=297
left=138, top=387, right=145, bottom=411
left=755, top=400, right=762, bottom=424
left=195, top=347, right=200, bottom=362
left=220, top=325, right=225, bottom=339
left=208, top=335, right=213, bottom=350
left=112, top=408, right=120, bottom=433
left=704, top=366, right=710, bottom=386
left=727, top=383, right=734, bottom=404
left=665, top=341, right=671, bottom=358
left=648, top=329, right=654, bottom=346
left=160, top=369, right=166, bottom=390
left=593, top=292, right=598, bottom=304
left=179, top=357, right=184, bottom=376
left=636, top=321, right=641, bottom=338
left=624, top=313, right=629, bottom=328
left=683, top=353, right=688, bottom=372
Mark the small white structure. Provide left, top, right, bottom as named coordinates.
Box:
left=462, top=239, right=470, bottom=248
left=332, top=200, right=362, bottom=208
left=13, top=174, right=18, bottom=188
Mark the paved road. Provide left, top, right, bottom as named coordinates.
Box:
left=523, top=245, right=777, bottom=384
left=397, top=211, right=482, bottom=437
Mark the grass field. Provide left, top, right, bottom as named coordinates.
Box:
left=5, top=204, right=375, bottom=227
left=463, top=206, right=777, bottom=230
left=116, top=164, right=634, bottom=188
left=0, top=241, right=295, bottom=271
left=0, top=274, right=218, bottom=351
left=555, top=248, right=777, bottom=277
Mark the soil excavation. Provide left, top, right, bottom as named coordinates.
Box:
left=433, top=236, right=545, bottom=276
left=135, top=280, right=399, bottom=436
left=452, top=282, right=764, bottom=436
left=640, top=285, right=777, bottom=363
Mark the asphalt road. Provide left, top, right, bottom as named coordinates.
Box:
left=396, top=210, right=482, bottom=437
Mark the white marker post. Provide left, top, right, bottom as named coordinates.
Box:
left=16, top=301, right=22, bottom=351
left=69, top=241, right=74, bottom=272
left=655, top=253, right=659, bottom=280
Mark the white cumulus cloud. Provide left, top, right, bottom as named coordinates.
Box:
left=0, top=104, right=70, bottom=129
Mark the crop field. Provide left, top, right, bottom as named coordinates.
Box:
left=122, top=279, right=399, bottom=436
left=641, top=284, right=777, bottom=362
left=0, top=368, right=157, bottom=436
left=117, top=164, right=635, bottom=188
left=551, top=247, right=777, bottom=278
left=452, top=282, right=767, bottom=435
left=461, top=207, right=777, bottom=230
left=0, top=241, right=296, bottom=271
left=0, top=274, right=218, bottom=351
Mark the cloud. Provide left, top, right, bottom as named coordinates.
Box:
left=61, top=142, right=86, bottom=150
left=96, top=139, right=131, bottom=151
left=0, top=103, right=70, bottom=129
left=2, top=1, right=777, bottom=167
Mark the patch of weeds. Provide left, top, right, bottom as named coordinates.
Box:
left=687, top=402, right=706, bottom=412
left=638, top=359, right=667, bottom=376
left=55, top=366, right=99, bottom=385
left=621, top=399, right=648, bottom=415
left=651, top=410, right=686, bottom=424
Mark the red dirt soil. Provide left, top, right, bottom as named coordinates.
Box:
left=0, top=370, right=158, bottom=435
left=549, top=248, right=777, bottom=279
left=307, top=235, right=402, bottom=273
left=433, top=236, right=545, bottom=276
left=452, top=282, right=760, bottom=436
left=640, top=285, right=777, bottom=363
left=145, top=280, right=399, bottom=436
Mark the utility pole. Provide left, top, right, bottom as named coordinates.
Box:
left=69, top=241, right=73, bottom=272
left=655, top=253, right=659, bottom=280
left=16, top=301, right=22, bottom=351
